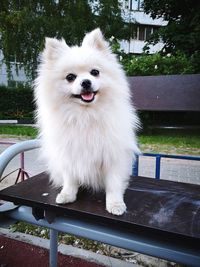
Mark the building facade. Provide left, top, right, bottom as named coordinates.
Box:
left=120, top=0, right=167, bottom=54
left=0, top=51, right=27, bottom=86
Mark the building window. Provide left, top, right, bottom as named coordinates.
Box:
left=134, top=26, right=158, bottom=41
left=138, top=26, right=145, bottom=40
left=146, top=26, right=153, bottom=40
left=130, top=0, right=144, bottom=11
left=123, top=0, right=129, bottom=9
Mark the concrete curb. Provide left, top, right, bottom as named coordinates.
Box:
left=0, top=120, right=18, bottom=124
left=0, top=227, right=141, bottom=267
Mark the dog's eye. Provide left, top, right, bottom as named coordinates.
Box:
left=66, top=73, right=77, bottom=82
left=90, top=69, right=99, bottom=77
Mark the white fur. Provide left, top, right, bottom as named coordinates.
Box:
left=34, top=28, right=140, bottom=215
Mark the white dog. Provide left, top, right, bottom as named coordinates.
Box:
left=34, top=28, right=140, bottom=215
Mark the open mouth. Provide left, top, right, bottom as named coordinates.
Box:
left=72, top=91, right=98, bottom=103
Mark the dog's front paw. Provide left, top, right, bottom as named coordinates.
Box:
left=106, top=200, right=126, bottom=216
left=56, top=191, right=76, bottom=204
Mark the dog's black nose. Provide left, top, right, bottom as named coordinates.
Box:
left=81, top=79, right=91, bottom=90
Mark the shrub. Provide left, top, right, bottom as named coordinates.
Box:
left=110, top=40, right=199, bottom=75
left=121, top=52, right=197, bottom=76
left=0, top=84, right=35, bottom=120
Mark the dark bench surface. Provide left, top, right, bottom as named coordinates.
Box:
left=0, top=173, right=200, bottom=241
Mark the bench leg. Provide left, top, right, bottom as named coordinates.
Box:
left=50, top=229, right=58, bottom=267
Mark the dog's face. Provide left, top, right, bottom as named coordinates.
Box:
left=63, top=54, right=101, bottom=105
left=41, top=29, right=121, bottom=107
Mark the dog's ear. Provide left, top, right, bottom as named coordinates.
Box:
left=43, top=38, right=69, bottom=61
left=82, top=28, right=110, bottom=52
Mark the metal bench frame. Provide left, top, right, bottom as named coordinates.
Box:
left=0, top=139, right=200, bottom=267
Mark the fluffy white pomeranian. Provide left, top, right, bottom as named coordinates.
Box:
left=34, top=28, right=140, bottom=215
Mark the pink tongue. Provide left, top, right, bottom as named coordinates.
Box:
left=81, top=93, right=94, bottom=101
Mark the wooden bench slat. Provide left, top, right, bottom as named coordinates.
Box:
left=0, top=172, right=200, bottom=241
left=129, top=74, right=200, bottom=111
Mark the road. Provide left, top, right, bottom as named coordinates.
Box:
left=0, top=138, right=200, bottom=190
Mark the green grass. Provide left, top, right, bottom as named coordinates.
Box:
left=0, top=125, right=38, bottom=138
left=0, top=125, right=199, bottom=155
left=139, top=134, right=200, bottom=147
left=139, top=134, right=200, bottom=155
left=11, top=222, right=109, bottom=255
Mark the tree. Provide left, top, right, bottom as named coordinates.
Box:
left=0, top=0, right=95, bottom=79
left=143, top=0, right=200, bottom=56
left=0, top=0, right=129, bottom=80
left=91, top=0, right=130, bottom=40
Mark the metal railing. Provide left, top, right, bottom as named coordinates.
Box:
left=0, top=139, right=41, bottom=182
left=0, top=139, right=200, bottom=184
left=133, top=153, right=200, bottom=179
left=0, top=141, right=29, bottom=183
left=0, top=139, right=200, bottom=267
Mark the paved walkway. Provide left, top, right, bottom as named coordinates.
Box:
left=0, top=138, right=200, bottom=190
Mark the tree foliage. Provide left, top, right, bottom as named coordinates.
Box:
left=91, top=0, right=129, bottom=39
left=0, top=0, right=95, bottom=78
left=143, top=0, right=200, bottom=56
left=0, top=0, right=127, bottom=79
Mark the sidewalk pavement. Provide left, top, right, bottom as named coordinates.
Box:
left=0, top=138, right=45, bottom=190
